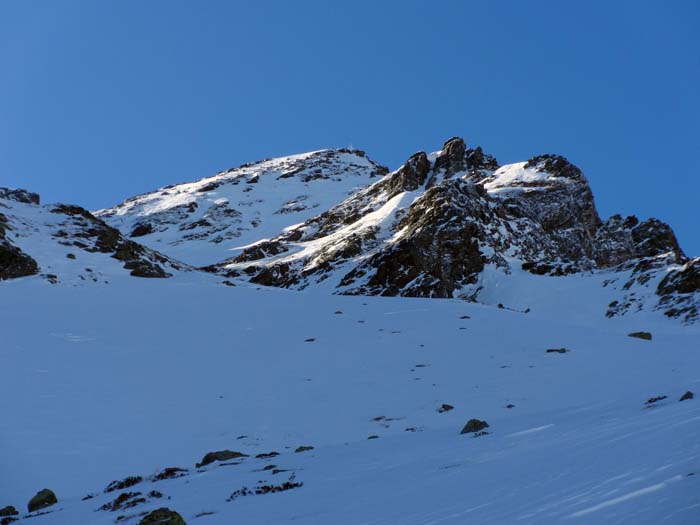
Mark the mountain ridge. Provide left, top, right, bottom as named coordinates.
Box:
left=2, top=137, right=698, bottom=324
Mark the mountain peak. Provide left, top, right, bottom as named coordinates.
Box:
left=95, top=148, right=388, bottom=266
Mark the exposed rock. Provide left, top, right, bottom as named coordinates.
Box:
left=48, top=204, right=182, bottom=278
left=437, top=404, right=454, bottom=413
left=384, top=152, right=430, bottom=195
left=546, top=348, right=569, bottom=354
left=679, top=391, right=694, bottom=402
left=105, top=476, right=143, bottom=493
left=99, top=491, right=145, bottom=512
left=433, top=137, right=467, bottom=177
left=0, top=188, right=40, bottom=205
left=139, top=507, right=186, bottom=525
left=631, top=219, right=685, bottom=262
left=228, top=481, right=303, bottom=502
left=130, top=222, right=154, bottom=237
left=460, top=419, right=489, bottom=434
left=628, top=331, right=652, bottom=341
left=294, top=445, right=314, bottom=453
left=0, top=507, right=18, bottom=517
left=196, top=450, right=248, bottom=468
left=523, top=154, right=583, bottom=180
left=645, top=395, right=667, bottom=405
left=151, top=467, right=188, bottom=482
left=0, top=240, right=39, bottom=280
left=255, top=452, right=280, bottom=459
left=341, top=180, right=489, bottom=297
left=27, top=489, right=57, bottom=513
left=656, top=258, right=700, bottom=324
left=658, top=259, right=700, bottom=295
left=487, top=154, right=600, bottom=263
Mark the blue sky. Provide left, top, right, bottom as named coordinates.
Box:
left=2, top=1, right=699, bottom=254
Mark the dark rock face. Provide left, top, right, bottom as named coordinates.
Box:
left=656, top=258, right=700, bottom=323
left=437, top=404, right=454, bottom=413
left=49, top=204, right=180, bottom=278
left=645, top=395, right=667, bottom=405
left=196, top=450, right=248, bottom=468
left=631, top=219, right=684, bottom=261
left=0, top=507, right=18, bottom=517
left=658, top=259, right=700, bottom=295
left=460, top=419, right=489, bottom=434
left=433, top=137, right=467, bottom=177
left=523, top=154, right=583, bottom=180
left=27, top=489, right=57, bottom=513
left=385, top=152, right=431, bottom=195
left=346, top=181, right=486, bottom=297
left=151, top=467, right=188, bottom=482
left=464, top=146, right=499, bottom=179
left=628, top=331, right=652, bottom=341
left=0, top=212, right=39, bottom=280
left=0, top=240, right=39, bottom=280
left=0, top=188, right=40, bottom=205
left=487, top=154, right=600, bottom=264
left=139, top=507, right=186, bottom=525
left=679, top=391, right=694, bottom=402
left=595, top=216, right=685, bottom=268
left=104, top=475, right=142, bottom=493
left=99, top=491, right=145, bottom=512
left=430, top=137, right=498, bottom=184
left=130, top=222, right=154, bottom=237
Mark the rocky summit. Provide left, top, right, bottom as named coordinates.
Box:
left=95, top=137, right=691, bottom=324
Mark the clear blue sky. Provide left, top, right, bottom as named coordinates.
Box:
left=2, top=1, right=698, bottom=255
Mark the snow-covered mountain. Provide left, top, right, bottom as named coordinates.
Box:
left=95, top=149, right=387, bottom=267
left=200, top=138, right=698, bottom=324
left=2, top=138, right=700, bottom=525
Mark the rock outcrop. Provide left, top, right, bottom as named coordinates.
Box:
left=27, top=489, right=57, bottom=513
left=139, top=507, right=186, bottom=525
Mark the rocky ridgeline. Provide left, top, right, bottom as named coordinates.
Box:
left=1, top=138, right=698, bottom=322
left=203, top=137, right=697, bottom=322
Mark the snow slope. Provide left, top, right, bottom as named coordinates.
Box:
left=96, top=149, right=387, bottom=267
left=2, top=275, right=699, bottom=524
left=0, top=192, right=193, bottom=284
